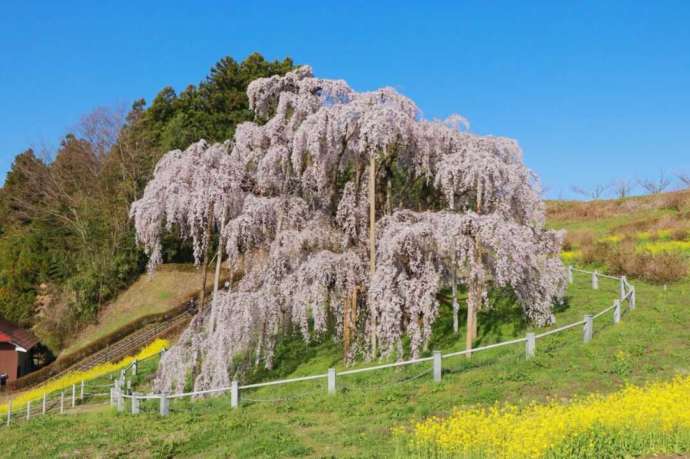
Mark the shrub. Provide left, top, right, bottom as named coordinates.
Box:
left=597, top=240, right=688, bottom=283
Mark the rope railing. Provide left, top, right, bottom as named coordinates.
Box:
left=4, top=266, right=638, bottom=423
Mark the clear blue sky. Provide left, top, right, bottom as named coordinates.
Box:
left=2, top=1, right=690, bottom=198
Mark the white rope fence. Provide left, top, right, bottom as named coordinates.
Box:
left=3, top=266, right=637, bottom=422
left=115, top=266, right=637, bottom=416
left=1, top=349, right=165, bottom=427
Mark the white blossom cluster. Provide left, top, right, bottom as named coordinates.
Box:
left=131, top=66, right=566, bottom=393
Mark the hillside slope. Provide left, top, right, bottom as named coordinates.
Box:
left=547, top=190, right=690, bottom=283
left=60, top=264, right=209, bottom=356
left=3, top=270, right=688, bottom=457
left=3, top=193, right=689, bottom=457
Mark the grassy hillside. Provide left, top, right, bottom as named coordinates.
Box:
left=3, top=271, right=689, bottom=457
left=3, top=192, right=688, bottom=457
left=60, top=264, right=208, bottom=356
left=547, top=190, right=690, bottom=283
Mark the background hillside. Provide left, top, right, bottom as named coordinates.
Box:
left=547, top=190, right=690, bottom=283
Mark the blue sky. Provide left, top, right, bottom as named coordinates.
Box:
left=1, top=1, right=689, bottom=198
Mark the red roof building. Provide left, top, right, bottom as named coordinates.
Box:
left=0, top=317, right=41, bottom=383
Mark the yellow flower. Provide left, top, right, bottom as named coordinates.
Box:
left=0, top=338, right=168, bottom=415
left=407, top=376, right=690, bottom=458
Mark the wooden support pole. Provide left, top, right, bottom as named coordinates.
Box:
left=369, top=154, right=377, bottom=356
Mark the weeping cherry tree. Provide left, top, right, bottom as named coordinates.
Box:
left=130, top=66, right=567, bottom=393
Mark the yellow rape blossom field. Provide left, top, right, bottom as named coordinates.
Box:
left=401, top=375, right=690, bottom=458
left=0, top=339, right=168, bottom=415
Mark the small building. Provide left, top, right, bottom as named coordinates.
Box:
left=0, top=317, right=41, bottom=383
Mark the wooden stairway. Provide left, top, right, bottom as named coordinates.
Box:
left=47, top=311, right=192, bottom=381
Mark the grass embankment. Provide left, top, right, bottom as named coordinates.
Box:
left=61, top=264, right=207, bottom=356
left=2, top=272, right=688, bottom=458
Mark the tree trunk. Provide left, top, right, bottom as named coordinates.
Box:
left=385, top=178, right=392, bottom=215
left=344, top=287, right=357, bottom=360
left=451, top=201, right=459, bottom=335
left=198, top=209, right=214, bottom=312
left=369, top=155, right=377, bottom=356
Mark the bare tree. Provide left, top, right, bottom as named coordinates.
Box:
left=611, top=179, right=634, bottom=199
left=571, top=184, right=609, bottom=200
left=638, top=170, right=672, bottom=195
left=677, top=172, right=690, bottom=189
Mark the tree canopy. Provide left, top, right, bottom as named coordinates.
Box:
left=0, top=53, right=293, bottom=350
left=133, top=66, right=567, bottom=394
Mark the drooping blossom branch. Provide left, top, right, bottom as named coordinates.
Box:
left=130, top=66, right=567, bottom=393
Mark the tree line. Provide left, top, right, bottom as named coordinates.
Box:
left=0, top=53, right=294, bottom=351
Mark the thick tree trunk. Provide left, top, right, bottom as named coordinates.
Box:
left=344, top=287, right=358, bottom=360
left=369, top=155, right=377, bottom=356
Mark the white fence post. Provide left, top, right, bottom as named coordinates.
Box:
left=583, top=315, right=593, bottom=343
left=619, top=276, right=626, bottom=300
left=160, top=395, right=169, bottom=416
left=231, top=381, right=239, bottom=409
left=630, top=287, right=636, bottom=310
left=131, top=393, right=140, bottom=415
left=80, top=380, right=84, bottom=401
left=72, top=384, right=76, bottom=408
left=613, top=300, right=621, bottom=324
left=526, top=332, right=536, bottom=359
left=42, top=393, right=47, bottom=415
left=327, top=368, right=337, bottom=394
left=433, top=351, right=442, bottom=383
left=117, top=390, right=124, bottom=412
left=60, top=392, right=64, bottom=414
left=110, top=387, right=115, bottom=407
left=6, top=400, right=11, bottom=426
left=132, top=360, right=138, bottom=376
left=26, top=400, right=31, bottom=421
left=568, top=265, right=574, bottom=284
left=592, top=271, right=599, bottom=290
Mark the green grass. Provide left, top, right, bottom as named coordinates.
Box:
left=61, top=264, right=209, bottom=356
left=3, top=272, right=689, bottom=458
